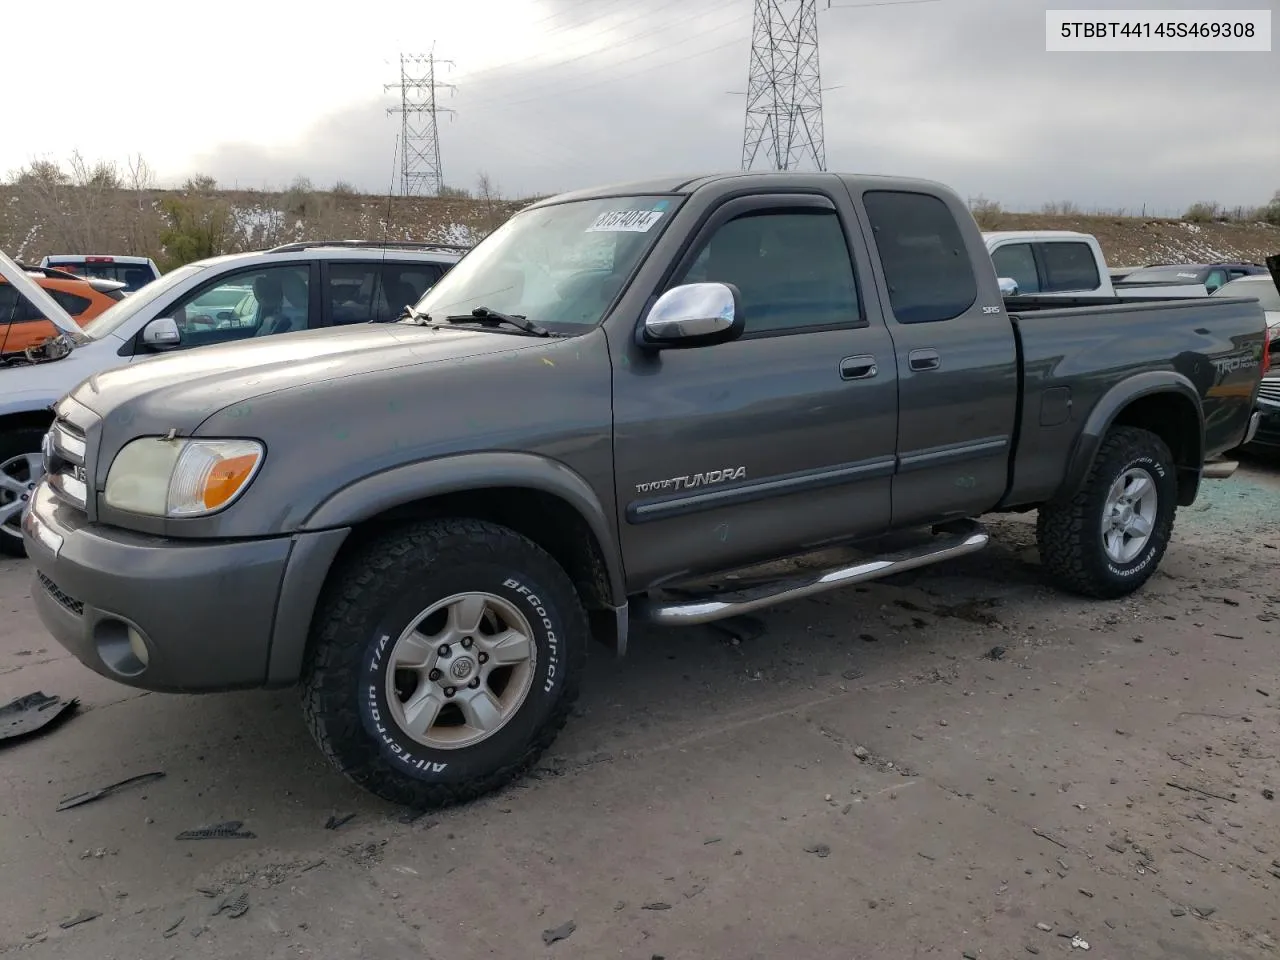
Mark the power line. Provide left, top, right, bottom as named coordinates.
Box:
left=456, top=0, right=741, bottom=110
left=449, top=0, right=634, bottom=85
left=385, top=52, right=455, bottom=197
left=459, top=0, right=749, bottom=114
left=742, top=0, right=825, bottom=172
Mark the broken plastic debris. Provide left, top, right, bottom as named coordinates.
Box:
left=0, top=691, right=79, bottom=744
left=57, top=770, right=165, bottom=811
left=176, top=820, right=256, bottom=840
left=541, top=920, right=576, bottom=945
left=212, top=888, right=249, bottom=919
left=1071, top=936, right=1090, bottom=950
left=58, top=909, right=100, bottom=929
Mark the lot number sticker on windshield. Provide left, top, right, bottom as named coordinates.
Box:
left=587, top=210, right=664, bottom=233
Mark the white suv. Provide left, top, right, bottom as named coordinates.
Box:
left=0, top=240, right=466, bottom=556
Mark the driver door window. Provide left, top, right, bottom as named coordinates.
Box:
left=162, top=265, right=313, bottom=350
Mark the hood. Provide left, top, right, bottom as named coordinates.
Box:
left=0, top=249, right=84, bottom=340
left=69, top=322, right=541, bottom=426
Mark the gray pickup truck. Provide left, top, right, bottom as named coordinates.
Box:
left=21, top=172, right=1268, bottom=809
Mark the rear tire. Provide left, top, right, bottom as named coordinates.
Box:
left=0, top=428, right=47, bottom=559
left=300, top=518, right=588, bottom=809
left=1036, top=426, right=1177, bottom=600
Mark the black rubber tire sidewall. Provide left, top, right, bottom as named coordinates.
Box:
left=301, top=518, right=588, bottom=808
left=0, top=428, right=45, bottom=558
left=1037, top=427, right=1178, bottom=599
left=1086, top=443, right=1176, bottom=586
left=356, top=560, right=572, bottom=785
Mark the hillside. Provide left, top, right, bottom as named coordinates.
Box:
left=2, top=184, right=1277, bottom=269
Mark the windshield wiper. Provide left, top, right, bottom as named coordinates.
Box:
left=442, top=307, right=556, bottom=337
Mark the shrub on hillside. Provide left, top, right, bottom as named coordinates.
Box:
left=968, top=195, right=1003, bottom=229
left=1262, top=190, right=1280, bottom=227
left=1183, top=201, right=1219, bottom=223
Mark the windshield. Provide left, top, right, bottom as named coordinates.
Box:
left=80, top=263, right=206, bottom=339
left=1118, top=266, right=1206, bottom=284
left=411, top=195, right=679, bottom=332
left=1211, top=276, right=1280, bottom=311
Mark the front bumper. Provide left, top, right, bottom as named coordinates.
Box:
left=1246, top=401, right=1280, bottom=451
left=22, top=482, right=347, bottom=693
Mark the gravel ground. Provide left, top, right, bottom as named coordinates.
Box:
left=0, top=460, right=1277, bottom=959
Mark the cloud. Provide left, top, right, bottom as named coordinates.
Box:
left=191, top=0, right=1278, bottom=212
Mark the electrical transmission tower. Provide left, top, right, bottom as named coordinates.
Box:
left=385, top=52, right=455, bottom=197
left=740, top=0, right=825, bottom=173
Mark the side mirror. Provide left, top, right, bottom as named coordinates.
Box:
left=141, top=317, right=182, bottom=349
left=997, top=277, right=1020, bottom=297
left=640, top=282, right=744, bottom=348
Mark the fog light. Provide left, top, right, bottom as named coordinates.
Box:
left=127, top=627, right=150, bottom=667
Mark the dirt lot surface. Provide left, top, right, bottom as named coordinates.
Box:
left=0, top=461, right=1277, bottom=960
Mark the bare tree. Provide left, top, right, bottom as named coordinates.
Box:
left=476, top=171, right=503, bottom=234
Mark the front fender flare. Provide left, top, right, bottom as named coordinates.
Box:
left=1055, top=371, right=1204, bottom=505
left=299, top=451, right=626, bottom=604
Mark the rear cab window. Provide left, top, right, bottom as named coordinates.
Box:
left=1037, top=242, right=1101, bottom=293
left=861, top=190, right=978, bottom=323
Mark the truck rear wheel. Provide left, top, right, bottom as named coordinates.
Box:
left=0, top=428, right=46, bottom=559
left=1036, top=426, right=1176, bottom=600
left=300, top=518, right=587, bottom=809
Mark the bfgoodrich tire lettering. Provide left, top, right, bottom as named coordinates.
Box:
left=1036, top=426, right=1177, bottom=600
left=301, top=518, right=587, bottom=809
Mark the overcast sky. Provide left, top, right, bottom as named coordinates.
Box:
left=3, top=0, right=1275, bottom=213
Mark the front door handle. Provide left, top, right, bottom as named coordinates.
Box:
left=840, top=354, right=878, bottom=380
left=908, top=348, right=941, bottom=372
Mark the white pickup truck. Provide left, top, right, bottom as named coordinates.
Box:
left=984, top=230, right=1208, bottom=299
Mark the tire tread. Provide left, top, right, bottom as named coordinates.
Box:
left=1036, top=426, right=1175, bottom=600
left=300, top=517, right=587, bottom=809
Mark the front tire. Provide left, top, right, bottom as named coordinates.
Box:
left=301, top=518, right=588, bottom=809
left=1036, top=426, right=1177, bottom=600
left=0, top=428, right=47, bottom=559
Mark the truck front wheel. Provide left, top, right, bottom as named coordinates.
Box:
left=300, top=518, right=588, bottom=809
left=1036, top=426, right=1177, bottom=600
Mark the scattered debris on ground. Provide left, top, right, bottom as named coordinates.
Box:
left=58, top=909, right=100, bottom=929
left=56, top=770, right=165, bottom=811
left=542, top=920, right=576, bottom=945
left=176, top=820, right=257, bottom=840
left=0, top=691, right=79, bottom=745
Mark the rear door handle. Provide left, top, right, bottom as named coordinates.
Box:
left=839, top=355, right=878, bottom=380
left=908, top=348, right=941, bottom=372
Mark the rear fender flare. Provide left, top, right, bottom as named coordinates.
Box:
left=299, top=451, right=626, bottom=604
left=1055, top=372, right=1204, bottom=504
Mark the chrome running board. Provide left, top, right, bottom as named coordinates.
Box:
left=635, top=520, right=990, bottom=626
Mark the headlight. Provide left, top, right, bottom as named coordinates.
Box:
left=104, top=438, right=264, bottom=517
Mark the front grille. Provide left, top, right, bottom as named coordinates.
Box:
left=37, top=571, right=84, bottom=616
left=1259, top=380, right=1280, bottom=403
left=44, top=419, right=88, bottom=513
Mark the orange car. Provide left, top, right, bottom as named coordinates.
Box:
left=0, top=264, right=126, bottom=357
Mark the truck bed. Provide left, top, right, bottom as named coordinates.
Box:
left=1001, top=294, right=1266, bottom=508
